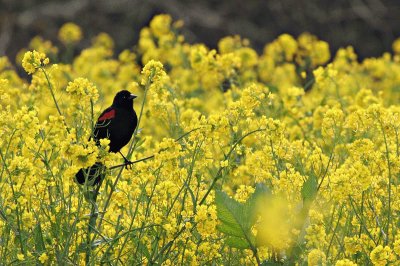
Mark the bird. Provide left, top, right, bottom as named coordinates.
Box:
left=75, top=90, right=138, bottom=185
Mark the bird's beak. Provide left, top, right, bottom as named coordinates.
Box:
left=129, top=94, right=137, bottom=100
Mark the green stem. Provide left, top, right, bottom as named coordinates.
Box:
left=317, top=146, right=335, bottom=192
left=378, top=119, right=391, bottom=245
left=40, top=67, right=70, bottom=133
left=109, top=155, right=154, bottom=170
left=90, top=99, right=95, bottom=138
left=326, top=205, right=343, bottom=258
left=348, top=196, right=376, bottom=245
left=0, top=145, right=25, bottom=256
left=40, top=67, right=63, bottom=118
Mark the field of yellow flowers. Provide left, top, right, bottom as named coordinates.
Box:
left=1, top=14, right=400, bottom=265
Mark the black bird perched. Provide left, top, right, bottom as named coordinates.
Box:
left=75, top=90, right=138, bottom=185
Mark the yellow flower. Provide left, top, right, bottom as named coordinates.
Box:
left=311, top=40, right=330, bottom=66
left=58, top=22, right=83, bottom=44
left=218, top=35, right=244, bottom=54
left=21, top=210, right=35, bottom=229
left=92, top=32, right=114, bottom=50
left=394, top=239, right=400, bottom=256
left=344, top=236, right=362, bottom=256
left=392, top=38, right=400, bottom=54
left=370, top=245, right=392, bottom=266
left=335, top=259, right=357, bottom=266
left=308, top=249, right=326, bottom=266
left=99, top=138, right=110, bottom=151
left=65, top=77, right=99, bottom=102
left=150, top=14, right=172, bottom=37
left=297, top=33, right=330, bottom=66
left=236, top=47, right=258, bottom=68
left=17, top=253, right=25, bottom=261
left=234, top=185, right=255, bottom=203
left=39, top=253, right=49, bottom=263
left=220, top=160, right=229, bottom=168
left=22, top=50, right=49, bottom=74
left=264, top=33, right=298, bottom=62
left=141, top=59, right=168, bottom=87
left=321, top=106, right=344, bottom=139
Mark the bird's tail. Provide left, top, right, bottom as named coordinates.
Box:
left=75, top=162, right=105, bottom=186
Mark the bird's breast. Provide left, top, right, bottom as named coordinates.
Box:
left=106, top=109, right=137, bottom=152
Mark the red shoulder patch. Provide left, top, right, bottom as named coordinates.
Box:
left=98, top=109, right=116, bottom=122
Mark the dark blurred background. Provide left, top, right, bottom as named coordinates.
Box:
left=1, top=0, right=400, bottom=61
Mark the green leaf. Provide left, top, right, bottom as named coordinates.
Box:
left=225, top=236, right=250, bottom=249
left=301, top=175, right=317, bottom=202
left=215, top=190, right=254, bottom=249
left=215, top=190, right=245, bottom=221
left=33, top=222, right=45, bottom=254
left=184, top=183, right=197, bottom=214
left=216, top=191, right=248, bottom=231
left=216, top=184, right=272, bottom=250
left=216, top=224, right=245, bottom=238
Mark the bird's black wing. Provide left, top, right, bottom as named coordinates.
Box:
left=93, top=107, right=116, bottom=143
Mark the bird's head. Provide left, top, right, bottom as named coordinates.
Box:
left=112, top=90, right=137, bottom=109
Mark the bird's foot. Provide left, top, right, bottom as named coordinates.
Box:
left=124, top=158, right=133, bottom=169
left=119, top=151, right=133, bottom=169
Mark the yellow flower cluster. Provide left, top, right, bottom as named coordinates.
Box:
left=65, top=77, right=99, bottom=102
left=58, top=22, right=83, bottom=45
left=21, top=50, right=49, bottom=74
left=3, top=14, right=400, bottom=265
